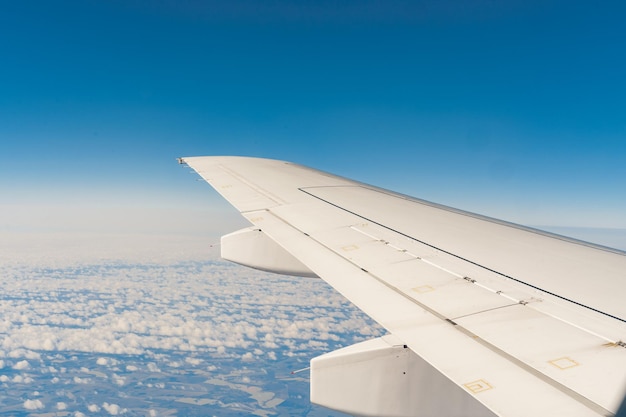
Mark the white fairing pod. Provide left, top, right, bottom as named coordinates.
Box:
left=221, top=227, right=318, bottom=277
left=311, top=335, right=496, bottom=417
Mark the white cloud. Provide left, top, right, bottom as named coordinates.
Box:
left=13, top=360, right=29, bottom=370
left=112, top=373, right=126, bottom=386
left=0, top=258, right=387, bottom=414
left=73, top=376, right=91, bottom=384
left=41, top=338, right=56, bottom=350
left=0, top=253, right=393, bottom=417
left=8, top=349, right=41, bottom=360
left=12, top=375, right=34, bottom=384
left=0, top=259, right=382, bottom=363
left=57, top=401, right=68, bottom=410
left=185, top=357, right=202, bottom=366
left=23, top=399, right=44, bottom=410
left=103, top=402, right=127, bottom=415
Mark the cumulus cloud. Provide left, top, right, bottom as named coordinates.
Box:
left=0, top=260, right=381, bottom=359
left=23, top=399, right=44, bottom=410
left=147, top=363, right=161, bottom=373
left=57, top=401, right=67, bottom=410
left=0, top=259, right=385, bottom=414
left=185, top=357, right=202, bottom=366
left=13, top=360, right=29, bottom=370
left=74, top=376, right=91, bottom=384
left=9, top=349, right=41, bottom=360
left=12, top=375, right=34, bottom=383
left=112, top=373, right=126, bottom=386
left=103, top=402, right=127, bottom=415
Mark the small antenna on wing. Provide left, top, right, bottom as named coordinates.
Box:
left=290, top=367, right=310, bottom=375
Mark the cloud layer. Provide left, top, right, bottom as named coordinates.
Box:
left=0, top=256, right=383, bottom=415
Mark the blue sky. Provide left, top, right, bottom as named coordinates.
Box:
left=1, top=0, right=625, bottom=240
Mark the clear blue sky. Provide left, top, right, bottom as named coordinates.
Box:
left=1, top=0, right=625, bottom=238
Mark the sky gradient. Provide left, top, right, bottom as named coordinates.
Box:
left=2, top=3, right=624, bottom=415
left=1, top=0, right=625, bottom=245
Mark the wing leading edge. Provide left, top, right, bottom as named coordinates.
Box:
left=180, top=156, right=626, bottom=417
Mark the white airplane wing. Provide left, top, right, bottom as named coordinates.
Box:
left=180, top=156, right=626, bottom=417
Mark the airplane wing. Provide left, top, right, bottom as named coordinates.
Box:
left=179, top=156, right=626, bottom=417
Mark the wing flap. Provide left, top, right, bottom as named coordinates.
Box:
left=457, top=304, right=626, bottom=411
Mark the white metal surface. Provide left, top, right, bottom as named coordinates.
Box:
left=181, top=156, right=626, bottom=417
left=221, top=227, right=318, bottom=277
left=311, top=335, right=496, bottom=417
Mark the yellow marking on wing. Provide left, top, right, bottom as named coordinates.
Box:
left=548, top=357, right=579, bottom=370
left=412, top=285, right=435, bottom=293
left=464, top=379, right=493, bottom=393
